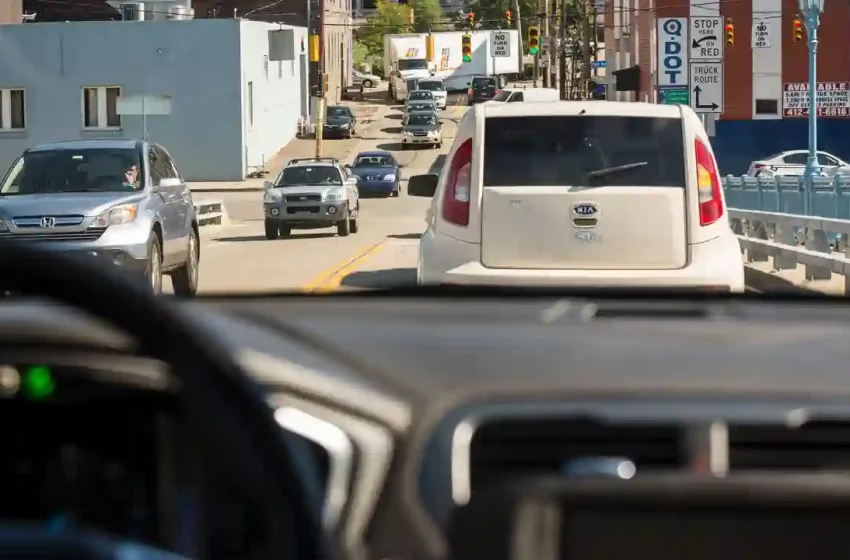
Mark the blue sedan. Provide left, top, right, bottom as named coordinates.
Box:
left=349, top=151, right=401, bottom=197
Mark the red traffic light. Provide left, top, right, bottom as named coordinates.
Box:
left=793, top=17, right=802, bottom=28
left=468, top=12, right=474, bottom=20
left=725, top=23, right=733, bottom=31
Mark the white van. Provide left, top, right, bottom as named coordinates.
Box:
left=416, top=78, right=448, bottom=109
left=406, top=101, right=745, bottom=292
left=485, top=87, right=561, bottom=104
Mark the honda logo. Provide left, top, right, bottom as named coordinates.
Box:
left=40, top=217, right=56, bottom=228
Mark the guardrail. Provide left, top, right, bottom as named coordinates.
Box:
left=194, top=200, right=227, bottom=228
left=723, top=174, right=850, bottom=219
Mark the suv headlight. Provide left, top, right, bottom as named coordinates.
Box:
left=93, top=204, right=138, bottom=227
left=324, top=189, right=345, bottom=201
left=383, top=174, right=397, bottom=182
left=264, top=189, right=283, bottom=203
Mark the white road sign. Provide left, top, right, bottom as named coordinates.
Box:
left=689, top=61, right=723, bottom=113
left=657, top=18, right=688, bottom=87
left=752, top=18, right=771, bottom=48
left=490, top=31, right=511, bottom=57
left=689, top=16, right=723, bottom=60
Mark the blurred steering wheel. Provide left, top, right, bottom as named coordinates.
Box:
left=0, top=242, right=327, bottom=559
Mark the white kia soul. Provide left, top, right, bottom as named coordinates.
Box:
left=407, top=101, right=745, bottom=292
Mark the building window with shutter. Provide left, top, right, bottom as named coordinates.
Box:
left=0, top=89, right=26, bottom=130
left=82, top=86, right=122, bottom=129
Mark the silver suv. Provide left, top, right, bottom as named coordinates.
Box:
left=0, top=140, right=200, bottom=295
left=263, top=158, right=360, bottom=239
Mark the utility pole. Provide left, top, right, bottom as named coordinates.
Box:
left=542, top=0, right=550, bottom=87
left=548, top=0, right=557, bottom=88
left=314, top=0, right=326, bottom=158
left=558, top=0, right=567, bottom=99
left=513, top=0, right=523, bottom=82
left=533, top=17, right=540, bottom=86
left=580, top=0, right=591, bottom=99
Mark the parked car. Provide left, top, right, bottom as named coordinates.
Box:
left=0, top=139, right=200, bottom=295
left=263, top=158, right=360, bottom=239
left=415, top=78, right=448, bottom=109
left=746, top=150, right=850, bottom=177
left=352, top=69, right=381, bottom=89
left=401, top=113, right=442, bottom=150
left=323, top=105, right=357, bottom=139
left=406, top=101, right=745, bottom=292
left=349, top=151, right=401, bottom=197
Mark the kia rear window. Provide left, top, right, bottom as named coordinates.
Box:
left=472, top=77, right=494, bottom=88
left=482, top=115, right=686, bottom=187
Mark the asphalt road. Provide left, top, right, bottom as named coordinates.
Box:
left=190, top=93, right=467, bottom=294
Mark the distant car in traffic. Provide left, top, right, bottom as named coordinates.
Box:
left=401, top=113, right=442, bottom=150
left=349, top=151, right=401, bottom=197
left=406, top=101, right=745, bottom=292
left=404, top=90, right=435, bottom=106
left=415, top=79, right=448, bottom=109
left=263, top=157, right=360, bottom=239
left=323, top=105, right=357, bottom=139
left=486, top=87, right=560, bottom=104
left=352, top=69, right=381, bottom=89
left=746, top=150, right=850, bottom=177
left=404, top=100, right=438, bottom=117
left=467, top=75, right=499, bottom=104
left=0, top=139, right=200, bottom=295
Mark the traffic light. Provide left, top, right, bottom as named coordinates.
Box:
left=505, top=10, right=512, bottom=25
left=462, top=33, right=472, bottom=63
left=793, top=15, right=804, bottom=42
left=308, top=34, right=320, bottom=62
left=425, top=33, right=435, bottom=62
left=407, top=6, right=414, bottom=25
left=467, top=12, right=474, bottom=27
left=724, top=18, right=734, bottom=46
left=528, top=26, right=540, bottom=55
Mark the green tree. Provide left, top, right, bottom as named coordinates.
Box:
left=356, top=0, right=409, bottom=58
left=409, top=0, right=443, bottom=32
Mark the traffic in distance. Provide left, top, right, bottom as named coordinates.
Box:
left=0, top=78, right=749, bottom=295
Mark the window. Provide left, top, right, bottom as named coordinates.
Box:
left=82, top=86, right=121, bottom=129
left=483, top=115, right=686, bottom=187
left=0, top=89, right=26, bottom=130
left=818, top=153, right=840, bottom=166
left=508, top=92, right=524, bottom=102
left=0, top=148, right=141, bottom=194
left=247, top=81, right=254, bottom=128
left=783, top=153, right=808, bottom=165
left=278, top=166, right=342, bottom=187
left=755, top=99, right=779, bottom=115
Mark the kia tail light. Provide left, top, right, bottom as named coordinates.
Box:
left=442, top=139, right=472, bottom=226
left=695, top=138, right=724, bottom=226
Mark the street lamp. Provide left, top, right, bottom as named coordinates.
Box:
left=798, top=0, right=825, bottom=181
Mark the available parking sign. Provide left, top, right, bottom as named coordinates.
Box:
left=657, top=18, right=689, bottom=87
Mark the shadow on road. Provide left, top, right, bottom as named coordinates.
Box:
left=388, top=233, right=422, bottom=239
left=429, top=155, right=447, bottom=174
left=215, top=232, right=336, bottom=243
left=386, top=114, right=403, bottom=120
left=381, top=126, right=402, bottom=134
left=341, top=267, right=417, bottom=288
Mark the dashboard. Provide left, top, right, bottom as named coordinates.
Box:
left=3, top=294, right=850, bottom=560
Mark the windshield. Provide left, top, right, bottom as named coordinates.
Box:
left=491, top=91, right=513, bottom=102
left=277, top=166, right=342, bottom=187
left=398, top=59, right=428, bottom=71
left=418, top=81, right=445, bottom=92
left=409, top=91, right=433, bottom=100
left=406, top=114, right=438, bottom=126
left=483, top=116, right=685, bottom=186
left=472, top=77, right=494, bottom=88
left=327, top=107, right=350, bottom=118
left=0, top=148, right=143, bottom=195
left=354, top=155, right=394, bottom=167
left=408, top=102, right=435, bottom=112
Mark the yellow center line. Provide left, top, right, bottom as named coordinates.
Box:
left=302, top=241, right=386, bottom=293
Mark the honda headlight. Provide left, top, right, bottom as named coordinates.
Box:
left=264, top=189, right=283, bottom=203
left=93, top=204, right=138, bottom=227
left=324, top=189, right=345, bottom=201
left=383, top=174, right=397, bottom=182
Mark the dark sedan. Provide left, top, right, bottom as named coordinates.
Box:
left=467, top=75, right=499, bottom=104
left=323, top=105, right=357, bottom=139
left=349, top=151, right=401, bottom=197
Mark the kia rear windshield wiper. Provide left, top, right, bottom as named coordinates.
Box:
left=584, top=161, right=648, bottom=180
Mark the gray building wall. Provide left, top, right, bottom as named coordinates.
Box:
left=0, top=19, right=307, bottom=181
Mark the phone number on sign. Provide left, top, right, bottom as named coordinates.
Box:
left=785, top=107, right=850, bottom=117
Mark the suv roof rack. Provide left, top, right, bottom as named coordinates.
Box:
left=286, top=157, right=340, bottom=166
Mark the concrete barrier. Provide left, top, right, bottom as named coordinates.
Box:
left=194, top=200, right=227, bottom=228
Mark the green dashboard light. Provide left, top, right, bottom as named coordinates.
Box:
left=22, top=365, right=55, bottom=400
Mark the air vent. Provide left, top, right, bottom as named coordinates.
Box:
left=729, top=421, right=850, bottom=470
left=468, top=418, right=684, bottom=495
